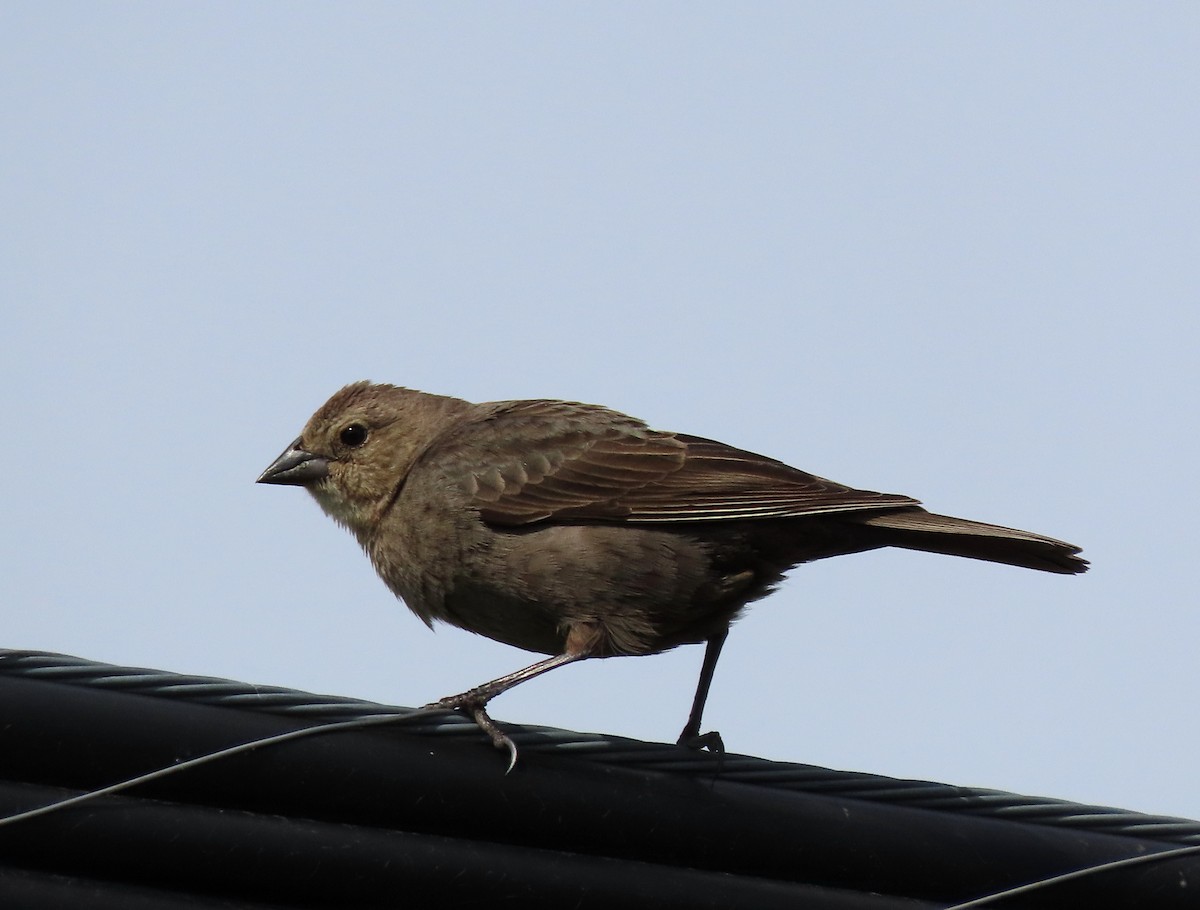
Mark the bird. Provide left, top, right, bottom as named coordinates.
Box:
left=257, top=381, right=1087, bottom=764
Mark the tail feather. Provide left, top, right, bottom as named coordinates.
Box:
left=860, top=510, right=1088, bottom=575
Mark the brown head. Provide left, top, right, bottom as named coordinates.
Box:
left=256, top=381, right=472, bottom=540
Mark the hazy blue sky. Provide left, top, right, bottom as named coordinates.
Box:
left=4, top=4, right=1197, bottom=819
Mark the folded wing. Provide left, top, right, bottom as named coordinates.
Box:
left=430, top=400, right=918, bottom=526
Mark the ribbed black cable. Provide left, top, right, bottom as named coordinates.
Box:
left=1, top=648, right=1195, bottom=847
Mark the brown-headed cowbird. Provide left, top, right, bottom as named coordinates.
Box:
left=258, top=382, right=1086, bottom=762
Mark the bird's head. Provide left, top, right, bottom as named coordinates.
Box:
left=256, top=381, right=447, bottom=538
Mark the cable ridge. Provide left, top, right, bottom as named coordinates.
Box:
left=2, top=648, right=1195, bottom=846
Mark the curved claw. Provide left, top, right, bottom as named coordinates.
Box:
left=427, top=693, right=520, bottom=771
left=470, top=704, right=520, bottom=772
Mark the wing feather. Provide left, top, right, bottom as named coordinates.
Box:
left=429, top=401, right=917, bottom=526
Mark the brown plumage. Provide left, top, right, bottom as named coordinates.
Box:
left=258, top=382, right=1087, bottom=762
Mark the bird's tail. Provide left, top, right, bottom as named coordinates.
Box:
left=860, top=510, right=1088, bottom=574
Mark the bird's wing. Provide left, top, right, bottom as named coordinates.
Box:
left=429, top=400, right=918, bottom=526
left=612, top=433, right=919, bottom=522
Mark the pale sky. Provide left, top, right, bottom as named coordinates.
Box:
left=4, top=4, right=1198, bottom=820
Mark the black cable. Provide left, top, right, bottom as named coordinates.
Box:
left=0, top=706, right=440, bottom=829
left=2, top=649, right=1196, bottom=847
left=1, top=648, right=1195, bottom=909
left=944, top=844, right=1200, bottom=909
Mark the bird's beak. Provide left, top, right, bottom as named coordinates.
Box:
left=256, top=438, right=330, bottom=486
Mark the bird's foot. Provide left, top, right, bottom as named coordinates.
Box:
left=428, top=691, right=519, bottom=773
left=677, top=729, right=725, bottom=754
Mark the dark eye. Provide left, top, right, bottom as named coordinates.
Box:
left=339, top=423, right=368, bottom=447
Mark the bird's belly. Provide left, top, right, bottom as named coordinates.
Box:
left=443, top=523, right=730, bottom=657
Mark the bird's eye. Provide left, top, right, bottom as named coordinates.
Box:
left=339, top=423, right=368, bottom=447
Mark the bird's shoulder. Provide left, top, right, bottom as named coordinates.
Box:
left=412, top=399, right=685, bottom=523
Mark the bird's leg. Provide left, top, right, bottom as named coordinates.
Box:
left=429, top=650, right=587, bottom=770
left=677, top=629, right=729, bottom=752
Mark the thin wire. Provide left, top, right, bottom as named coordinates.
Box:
left=944, top=844, right=1200, bottom=909
left=0, top=707, right=445, bottom=830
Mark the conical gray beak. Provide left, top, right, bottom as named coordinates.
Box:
left=256, top=438, right=330, bottom=486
